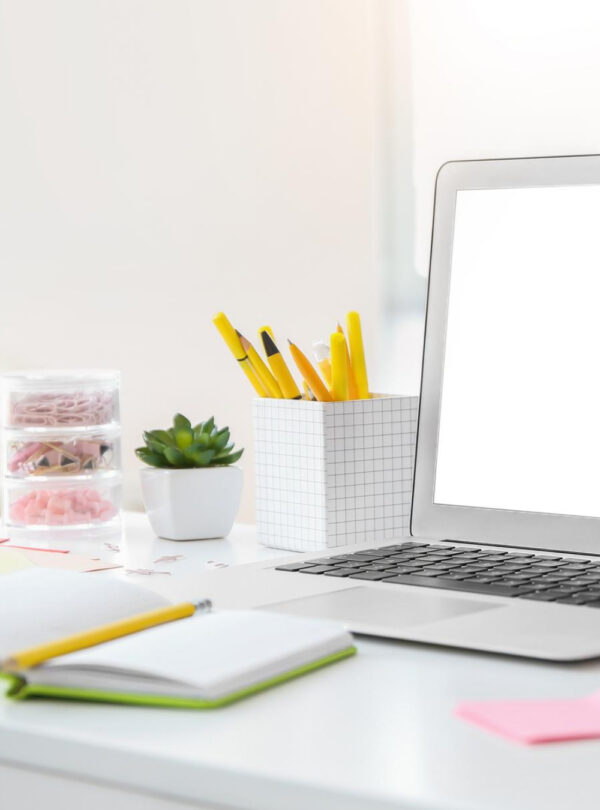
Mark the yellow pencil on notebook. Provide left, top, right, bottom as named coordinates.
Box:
left=336, top=323, right=359, bottom=400
left=213, top=312, right=267, bottom=397
left=288, top=340, right=332, bottom=402
left=330, top=332, right=348, bottom=401
left=346, top=311, right=369, bottom=398
left=3, top=600, right=212, bottom=671
left=238, top=333, right=282, bottom=398
left=260, top=330, right=302, bottom=399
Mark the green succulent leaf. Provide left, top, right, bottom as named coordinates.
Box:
left=146, top=429, right=175, bottom=447
left=185, top=448, right=216, bottom=466
left=212, top=448, right=243, bottom=466
left=173, top=413, right=192, bottom=431
left=213, top=443, right=234, bottom=458
left=142, top=432, right=170, bottom=455
left=164, top=446, right=189, bottom=467
left=174, top=426, right=194, bottom=450
left=143, top=438, right=164, bottom=455
left=194, top=433, right=211, bottom=449
left=212, top=428, right=230, bottom=452
left=202, top=416, right=215, bottom=434
left=135, top=448, right=169, bottom=468
left=182, top=441, right=210, bottom=457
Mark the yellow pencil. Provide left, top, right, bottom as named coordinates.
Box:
left=213, top=312, right=267, bottom=397
left=330, top=332, right=348, bottom=401
left=238, top=333, right=282, bottom=398
left=346, top=311, right=369, bottom=399
left=336, top=323, right=359, bottom=400
left=258, top=325, right=275, bottom=342
left=302, top=381, right=315, bottom=401
left=260, top=330, right=302, bottom=399
left=288, top=340, right=332, bottom=402
left=3, top=599, right=212, bottom=671
left=312, top=340, right=333, bottom=389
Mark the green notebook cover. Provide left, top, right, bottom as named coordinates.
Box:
left=0, top=646, right=356, bottom=709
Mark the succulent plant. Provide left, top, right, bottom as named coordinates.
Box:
left=136, top=414, right=243, bottom=469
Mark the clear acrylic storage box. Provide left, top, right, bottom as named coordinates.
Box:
left=5, top=477, right=121, bottom=529
left=3, top=370, right=119, bottom=429
left=4, top=428, right=120, bottom=478
left=1, top=371, right=122, bottom=538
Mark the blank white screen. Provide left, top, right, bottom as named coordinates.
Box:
left=435, top=186, right=600, bottom=517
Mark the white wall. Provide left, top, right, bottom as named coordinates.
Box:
left=378, top=0, right=600, bottom=398
left=0, top=0, right=381, bottom=520
left=408, top=0, right=600, bottom=279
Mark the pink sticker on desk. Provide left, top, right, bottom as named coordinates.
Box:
left=456, top=691, right=600, bottom=744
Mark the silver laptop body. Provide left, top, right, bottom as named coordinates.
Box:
left=166, top=155, right=600, bottom=661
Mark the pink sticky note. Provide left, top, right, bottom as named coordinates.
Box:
left=456, top=691, right=600, bottom=744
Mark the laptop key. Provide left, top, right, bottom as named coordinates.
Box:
left=520, top=590, right=564, bottom=601
left=555, top=593, right=600, bottom=605
left=408, top=569, right=441, bottom=577
left=297, top=565, right=338, bottom=574
left=275, top=562, right=320, bottom=572
left=338, top=560, right=377, bottom=568
left=538, top=573, right=577, bottom=582
left=478, top=554, right=509, bottom=561
left=323, top=568, right=362, bottom=577
left=420, top=564, right=459, bottom=572
left=351, top=554, right=388, bottom=562
left=360, top=564, right=398, bottom=572
left=533, top=560, right=567, bottom=569
left=384, top=566, right=424, bottom=575
left=349, top=571, right=400, bottom=581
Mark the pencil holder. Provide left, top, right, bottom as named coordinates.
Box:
left=253, top=395, right=418, bottom=552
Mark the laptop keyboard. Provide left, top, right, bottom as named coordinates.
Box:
left=275, top=542, right=600, bottom=607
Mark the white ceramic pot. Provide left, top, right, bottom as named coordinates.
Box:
left=140, top=466, right=243, bottom=541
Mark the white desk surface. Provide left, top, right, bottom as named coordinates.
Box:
left=2, top=512, right=600, bottom=810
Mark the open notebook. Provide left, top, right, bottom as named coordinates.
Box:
left=0, top=569, right=355, bottom=708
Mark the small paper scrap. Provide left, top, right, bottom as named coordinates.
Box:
left=456, top=690, right=600, bottom=745
left=104, top=542, right=120, bottom=552
left=154, top=554, right=184, bottom=563
left=125, top=568, right=172, bottom=576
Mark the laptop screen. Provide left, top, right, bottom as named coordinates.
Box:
left=434, top=185, right=600, bottom=518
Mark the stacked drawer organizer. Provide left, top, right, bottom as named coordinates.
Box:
left=1, top=371, right=122, bottom=537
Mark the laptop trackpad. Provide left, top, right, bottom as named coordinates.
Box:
left=266, top=586, right=498, bottom=631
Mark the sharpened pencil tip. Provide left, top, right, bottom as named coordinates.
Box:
left=260, top=330, right=278, bottom=356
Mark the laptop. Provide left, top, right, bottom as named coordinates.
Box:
left=182, top=155, right=600, bottom=660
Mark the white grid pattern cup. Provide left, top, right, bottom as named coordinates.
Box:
left=253, top=395, right=418, bottom=552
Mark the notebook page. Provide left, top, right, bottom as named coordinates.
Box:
left=0, top=568, right=168, bottom=659
left=40, top=610, right=352, bottom=700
